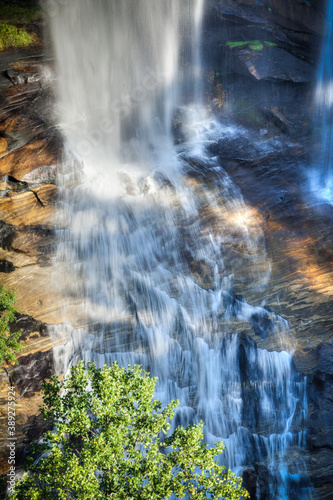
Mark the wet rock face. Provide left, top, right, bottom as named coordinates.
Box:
left=12, top=348, right=54, bottom=397
left=243, top=466, right=274, bottom=500
left=0, top=56, right=62, bottom=477
left=0, top=324, right=58, bottom=475
left=308, top=339, right=333, bottom=450
left=207, top=0, right=324, bottom=56
left=0, top=56, right=68, bottom=325
left=204, top=0, right=324, bottom=137
left=235, top=46, right=315, bottom=82
left=0, top=221, right=16, bottom=250
left=209, top=124, right=333, bottom=497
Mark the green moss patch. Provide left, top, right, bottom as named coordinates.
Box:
left=0, top=22, right=35, bottom=50
left=226, top=40, right=277, bottom=51
left=0, top=1, right=41, bottom=51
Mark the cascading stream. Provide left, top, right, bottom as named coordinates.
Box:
left=50, top=1, right=311, bottom=498
left=310, top=0, right=333, bottom=203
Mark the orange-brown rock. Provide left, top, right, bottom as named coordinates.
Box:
left=0, top=190, right=55, bottom=226
left=0, top=139, right=58, bottom=181
left=0, top=180, right=12, bottom=191
left=219, top=157, right=333, bottom=377
left=32, top=184, right=58, bottom=206
left=0, top=116, right=32, bottom=138
left=0, top=137, right=7, bottom=155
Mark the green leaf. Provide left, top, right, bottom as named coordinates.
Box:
left=10, top=362, right=249, bottom=499
left=0, top=286, right=22, bottom=367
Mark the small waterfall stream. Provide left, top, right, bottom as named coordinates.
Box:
left=50, top=1, right=311, bottom=498
left=311, top=0, right=333, bottom=203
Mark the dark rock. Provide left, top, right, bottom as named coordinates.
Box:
left=6, top=69, right=25, bottom=85
left=0, top=220, right=16, bottom=250
left=243, top=467, right=258, bottom=499
left=307, top=338, right=333, bottom=450
left=222, top=291, right=246, bottom=316
left=317, top=337, right=333, bottom=376
left=209, top=125, right=286, bottom=163
left=308, top=371, right=333, bottom=449
left=23, top=413, right=52, bottom=443
left=11, top=349, right=54, bottom=397
left=268, top=0, right=325, bottom=35
left=208, top=0, right=324, bottom=43
left=10, top=313, right=48, bottom=340
left=4, top=120, right=38, bottom=153
left=242, top=465, right=273, bottom=499
left=306, top=448, right=333, bottom=499
left=0, top=259, right=15, bottom=273
left=236, top=47, right=315, bottom=82
left=261, top=105, right=296, bottom=134
left=6, top=68, right=42, bottom=86
left=0, top=175, right=29, bottom=192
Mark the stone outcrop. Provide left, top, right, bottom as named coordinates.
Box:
left=0, top=55, right=64, bottom=477
left=0, top=56, right=68, bottom=325
left=209, top=127, right=333, bottom=498
left=234, top=46, right=315, bottom=82
left=204, top=0, right=323, bottom=142
left=0, top=323, right=65, bottom=476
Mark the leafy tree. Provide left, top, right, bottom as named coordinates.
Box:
left=11, top=361, right=249, bottom=499
left=0, top=286, right=21, bottom=367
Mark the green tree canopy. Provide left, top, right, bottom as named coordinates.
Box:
left=0, top=286, right=21, bottom=367
left=11, top=361, right=249, bottom=499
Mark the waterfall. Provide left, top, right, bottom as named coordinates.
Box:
left=50, top=1, right=311, bottom=498
left=311, top=0, right=333, bottom=203
left=193, top=0, right=206, bottom=105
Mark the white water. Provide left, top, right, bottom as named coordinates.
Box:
left=310, top=0, right=333, bottom=203
left=50, top=1, right=310, bottom=498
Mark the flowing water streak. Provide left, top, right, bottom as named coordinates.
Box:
left=50, top=1, right=310, bottom=498
left=193, top=0, right=206, bottom=105
left=311, top=0, right=333, bottom=203
left=51, top=0, right=185, bottom=177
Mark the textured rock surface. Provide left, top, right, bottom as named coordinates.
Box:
left=0, top=56, right=67, bottom=324
left=0, top=326, right=66, bottom=475
left=214, top=138, right=333, bottom=498
left=0, top=56, right=64, bottom=475
left=235, top=46, right=315, bottom=82
left=204, top=0, right=323, bottom=141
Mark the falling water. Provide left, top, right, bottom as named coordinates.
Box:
left=193, top=0, right=206, bottom=105
left=311, top=0, right=333, bottom=203
left=50, top=1, right=310, bottom=498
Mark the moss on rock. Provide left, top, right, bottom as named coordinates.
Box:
left=0, top=22, right=35, bottom=50
left=226, top=40, right=278, bottom=51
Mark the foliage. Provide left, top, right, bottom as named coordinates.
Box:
left=0, top=286, right=21, bottom=367
left=226, top=40, right=277, bottom=50
left=10, top=362, right=249, bottom=500
left=0, top=22, right=34, bottom=51
left=0, top=2, right=41, bottom=23
left=0, top=3, right=42, bottom=23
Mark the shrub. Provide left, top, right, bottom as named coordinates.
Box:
left=0, top=286, right=21, bottom=367
left=10, top=361, right=249, bottom=499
